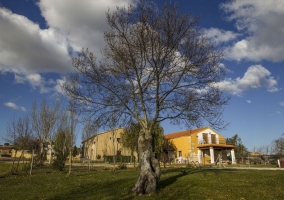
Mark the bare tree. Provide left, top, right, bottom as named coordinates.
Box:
left=67, top=100, right=78, bottom=175
left=82, top=120, right=98, bottom=171
left=271, top=136, right=284, bottom=157
left=31, top=99, right=61, bottom=166
left=63, top=0, right=229, bottom=194
left=52, top=112, right=72, bottom=171
left=5, top=115, right=34, bottom=173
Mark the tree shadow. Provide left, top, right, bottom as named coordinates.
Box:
left=159, top=168, right=202, bottom=189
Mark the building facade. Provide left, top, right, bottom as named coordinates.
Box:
left=81, top=127, right=136, bottom=161
left=165, top=127, right=236, bottom=164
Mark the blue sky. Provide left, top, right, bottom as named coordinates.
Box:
left=0, top=0, right=283, bottom=151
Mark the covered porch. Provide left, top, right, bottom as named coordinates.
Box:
left=197, top=143, right=236, bottom=165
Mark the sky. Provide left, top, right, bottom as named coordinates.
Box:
left=0, top=0, right=283, bottom=151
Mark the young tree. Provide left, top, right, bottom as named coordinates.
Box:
left=31, top=99, right=61, bottom=166
left=63, top=0, right=228, bottom=194
left=121, top=123, right=140, bottom=163
left=5, top=115, right=34, bottom=173
left=52, top=128, right=71, bottom=171
left=82, top=120, right=98, bottom=171
left=52, top=111, right=73, bottom=171
left=227, top=134, right=248, bottom=163
left=67, top=100, right=78, bottom=174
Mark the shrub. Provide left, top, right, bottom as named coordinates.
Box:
left=52, top=154, right=67, bottom=171
left=115, top=163, right=127, bottom=170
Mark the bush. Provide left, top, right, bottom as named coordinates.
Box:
left=115, top=163, right=127, bottom=170
left=52, top=154, right=67, bottom=171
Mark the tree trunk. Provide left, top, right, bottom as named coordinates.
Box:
left=132, top=129, right=161, bottom=195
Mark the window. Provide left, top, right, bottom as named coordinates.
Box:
left=178, top=151, right=182, bottom=157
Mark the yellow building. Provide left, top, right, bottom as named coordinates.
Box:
left=82, top=127, right=137, bottom=161
left=165, top=127, right=236, bottom=164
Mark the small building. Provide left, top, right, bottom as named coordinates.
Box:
left=0, top=145, right=14, bottom=157
left=165, top=127, right=236, bottom=164
left=81, top=127, right=137, bottom=161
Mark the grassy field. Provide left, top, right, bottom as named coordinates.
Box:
left=0, top=163, right=284, bottom=200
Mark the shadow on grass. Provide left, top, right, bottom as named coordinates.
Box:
left=159, top=168, right=202, bottom=189
left=159, top=167, right=238, bottom=190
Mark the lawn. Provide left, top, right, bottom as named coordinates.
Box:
left=0, top=163, right=283, bottom=200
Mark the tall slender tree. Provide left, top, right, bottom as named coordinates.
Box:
left=82, top=120, right=98, bottom=171
left=31, top=99, right=61, bottom=166
left=63, top=0, right=229, bottom=194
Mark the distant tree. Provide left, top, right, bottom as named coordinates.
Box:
left=63, top=0, right=228, bottom=194
left=72, top=145, right=78, bottom=158
left=121, top=122, right=164, bottom=163
left=271, top=135, right=284, bottom=157
left=227, top=134, right=248, bottom=163
left=161, top=138, right=177, bottom=167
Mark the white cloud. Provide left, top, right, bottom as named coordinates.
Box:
left=15, top=73, right=67, bottom=95
left=221, top=0, right=284, bottom=62
left=4, top=102, right=26, bottom=111
left=54, top=77, right=66, bottom=94
left=14, top=73, right=60, bottom=94
left=247, top=100, right=251, bottom=103
left=0, top=0, right=135, bottom=75
left=203, top=28, right=239, bottom=44
left=38, top=0, right=134, bottom=56
left=280, top=102, right=284, bottom=106
left=216, top=65, right=278, bottom=95
left=0, top=7, right=72, bottom=74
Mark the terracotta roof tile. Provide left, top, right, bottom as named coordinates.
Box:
left=165, top=127, right=209, bottom=139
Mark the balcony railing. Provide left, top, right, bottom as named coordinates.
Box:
left=198, top=138, right=233, bottom=145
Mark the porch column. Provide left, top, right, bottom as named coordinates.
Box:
left=197, top=149, right=202, bottom=164
left=231, top=149, right=236, bottom=164
left=219, top=150, right=222, bottom=167
left=210, top=147, right=214, bottom=164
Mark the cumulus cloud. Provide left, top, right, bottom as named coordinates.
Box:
left=220, top=0, right=284, bottom=62
left=203, top=28, right=239, bottom=44
left=4, top=102, right=26, bottom=111
left=14, top=73, right=66, bottom=94
left=54, top=77, right=66, bottom=94
left=0, top=7, right=72, bottom=74
left=0, top=0, right=135, bottom=75
left=216, top=65, right=278, bottom=95
left=38, top=0, right=134, bottom=56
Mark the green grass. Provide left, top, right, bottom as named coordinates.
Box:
left=0, top=163, right=284, bottom=200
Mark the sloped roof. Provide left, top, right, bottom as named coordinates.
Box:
left=0, top=146, right=14, bottom=150
left=165, top=127, right=210, bottom=139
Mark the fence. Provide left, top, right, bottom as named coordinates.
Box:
left=103, top=155, right=136, bottom=163
left=235, top=155, right=282, bottom=165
